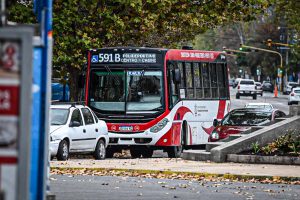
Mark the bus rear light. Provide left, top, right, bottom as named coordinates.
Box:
left=291, top=93, right=295, bottom=96
left=238, top=85, right=240, bottom=90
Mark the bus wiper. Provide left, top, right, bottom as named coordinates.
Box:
left=104, top=65, right=120, bottom=85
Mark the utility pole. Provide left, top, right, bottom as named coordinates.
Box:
left=0, top=0, right=6, bottom=26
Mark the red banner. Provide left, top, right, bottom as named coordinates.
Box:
left=0, top=85, right=19, bottom=116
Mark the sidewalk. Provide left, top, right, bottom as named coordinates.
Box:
left=51, top=158, right=300, bottom=179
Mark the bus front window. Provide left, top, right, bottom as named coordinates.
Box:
left=89, top=69, right=163, bottom=113
left=126, top=70, right=163, bottom=112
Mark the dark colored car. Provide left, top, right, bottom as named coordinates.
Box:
left=262, top=81, right=274, bottom=93
left=209, top=108, right=286, bottom=142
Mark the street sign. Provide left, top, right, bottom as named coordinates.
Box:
left=0, top=27, right=33, bottom=200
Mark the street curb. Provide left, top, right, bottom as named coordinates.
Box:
left=50, top=167, right=300, bottom=184
left=227, top=154, right=300, bottom=165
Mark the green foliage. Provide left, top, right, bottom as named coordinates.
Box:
left=8, top=0, right=270, bottom=99
left=251, top=142, right=260, bottom=154
left=251, top=130, right=300, bottom=156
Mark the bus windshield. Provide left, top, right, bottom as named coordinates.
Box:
left=89, top=69, right=163, bottom=113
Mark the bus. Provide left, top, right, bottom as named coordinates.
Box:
left=84, top=47, right=230, bottom=158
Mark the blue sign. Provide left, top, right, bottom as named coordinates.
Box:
left=91, top=55, right=99, bottom=63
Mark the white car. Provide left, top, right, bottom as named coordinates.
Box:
left=288, top=87, right=300, bottom=105
left=245, top=103, right=274, bottom=110
left=284, top=82, right=299, bottom=94
left=236, top=79, right=257, bottom=99
left=50, top=104, right=109, bottom=160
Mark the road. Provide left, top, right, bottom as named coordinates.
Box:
left=229, top=87, right=289, bottom=114
left=51, top=175, right=300, bottom=200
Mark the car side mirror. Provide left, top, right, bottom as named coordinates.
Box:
left=172, top=68, right=181, bottom=84
left=213, top=119, right=219, bottom=127
left=69, top=121, right=81, bottom=127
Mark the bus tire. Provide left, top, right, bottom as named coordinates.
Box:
left=130, top=148, right=142, bottom=158
left=141, top=148, right=153, bottom=158
left=167, top=146, right=182, bottom=158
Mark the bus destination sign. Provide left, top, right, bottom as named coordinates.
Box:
left=91, top=53, right=158, bottom=64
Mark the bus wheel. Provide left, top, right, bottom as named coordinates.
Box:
left=167, top=146, right=182, bottom=158
left=130, top=148, right=142, bottom=158
left=141, top=149, right=153, bottom=158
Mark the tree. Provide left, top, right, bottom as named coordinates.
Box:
left=8, top=0, right=270, bottom=100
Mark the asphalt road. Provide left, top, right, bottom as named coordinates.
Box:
left=51, top=175, right=300, bottom=200
left=229, top=87, right=290, bottom=114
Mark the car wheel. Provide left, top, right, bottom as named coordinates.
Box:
left=236, top=94, right=240, bottom=99
left=167, top=146, right=183, bottom=158
left=141, top=148, right=154, bottom=158
left=57, top=140, right=69, bottom=161
left=94, top=139, right=106, bottom=160
left=130, top=148, right=142, bottom=158
left=253, top=94, right=257, bottom=100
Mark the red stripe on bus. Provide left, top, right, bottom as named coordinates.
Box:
left=217, top=100, right=226, bottom=119
left=85, top=52, right=91, bottom=105
left=0, top=157, right=17, bottom=164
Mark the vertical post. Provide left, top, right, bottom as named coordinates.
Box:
left=0, top=0, right=5, bottom=26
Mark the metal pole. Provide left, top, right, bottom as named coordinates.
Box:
left=0, top=0, right=5, bottom=26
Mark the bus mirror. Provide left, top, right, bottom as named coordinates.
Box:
left=173, top=69, right=181, bottom=84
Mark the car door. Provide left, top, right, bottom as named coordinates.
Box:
left=80, top=108, right=97, bottom=150
left=69, top=108, right=85, bottom=151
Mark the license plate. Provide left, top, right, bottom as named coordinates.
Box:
left=119, top=126, right=133, bottom=131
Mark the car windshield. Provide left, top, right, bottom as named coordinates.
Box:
left=289, top=83, right=299, bottom=87
left=222, top=110, right=271, bottom=126
left=89, top=69, right=163, bottom=113
left=50, top=108, right=69, bottom=125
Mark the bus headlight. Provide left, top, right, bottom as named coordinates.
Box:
left=150, top=118, right=169, bottom=133
left=211, top=131, right=219, bottom=140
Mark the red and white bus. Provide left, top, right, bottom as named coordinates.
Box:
left=84, top=47, right=230, bottom=158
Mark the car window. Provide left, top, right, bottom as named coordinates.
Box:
left=51, top=108, right=69, bottom=125
left=70, top=109, right=83, bottom=125
left=240, top=80, right=254, bottom=85
left=294, top=89, right=300, bottom=94
left=81, top=108, right=95, bottom=125
left=91, top=110, right=99, bottom=123
left=222, top=111, right=271, bottom=126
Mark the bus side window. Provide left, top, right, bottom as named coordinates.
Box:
left=167, top=62, right=179, bottom=108
left=202, top=63, right=211, bottom=98
left=194, top=63, right=203, bottom=98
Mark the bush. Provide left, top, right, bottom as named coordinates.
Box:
left=251, top=130, right=300, bottom=156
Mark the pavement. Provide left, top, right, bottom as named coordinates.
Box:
left=50, top=157, right=300, bottom=180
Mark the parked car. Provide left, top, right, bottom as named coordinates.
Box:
left=262, top=81, right=273, bottom=93
left=209, top=108, right=286, bottom=142
left=288, top=87, right=300, bottom=105
left=50, top=104, right=109, bottom=160
left=245, top=103, right=273, bottom=110
left=236, top=79, right=257, bottom=99
left=255, top=82, right=263, bottom=96
left=284, top=82, right=299, bottom=95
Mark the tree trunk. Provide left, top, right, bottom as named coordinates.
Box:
left=68, top=67, right=80, bottom=101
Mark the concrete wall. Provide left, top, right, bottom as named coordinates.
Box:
left=210, top=116, right=300, bottom=162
